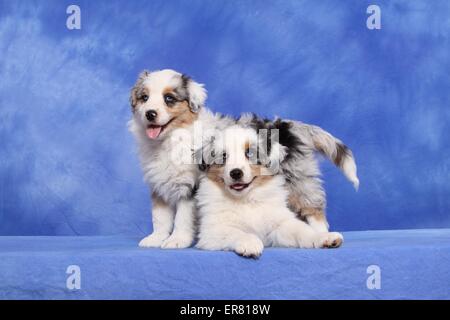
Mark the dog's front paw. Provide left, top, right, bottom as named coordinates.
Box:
left=161, top=232, right=194, bottom=249
left=317, top=232, right=344, bottom=248
left=235, top=236, right=264, bottom=259
left=139, top=233, right=169, bottom=248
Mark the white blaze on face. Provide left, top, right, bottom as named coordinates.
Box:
left=221, top=127, right=257, bottom=187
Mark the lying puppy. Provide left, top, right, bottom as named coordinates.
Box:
left=129, top=69, right=233, bottom=248
left=238, top=114, right=359, bottom=233
left=196, top=125, right=344, bottom=258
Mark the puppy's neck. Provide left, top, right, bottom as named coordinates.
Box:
left=245, top=175, right=288, bottom=204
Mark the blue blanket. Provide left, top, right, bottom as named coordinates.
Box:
left=1, top=229, right=449, bottom=300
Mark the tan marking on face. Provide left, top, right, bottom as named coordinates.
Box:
left=162, top=87, right=174, bottom=95
left=166, top=100, right=198, bottom=128
left=206, top=165, right=225, bottom=187
left=244, top=141, right=250, bottom=153
left=160, top=86, right=198, bottom=128
left=250, top=164, right=274, bottom=188
left=206, top=164, right=260, bottom=200
left=130, top=85, right=149, bottom=111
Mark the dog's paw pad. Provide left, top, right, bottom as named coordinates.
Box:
left=161, top=234, right=193, bottom=249
left=235, top=237, right=264, bottom=258
left=138, top=234, right=168, bottom=248
left=321, top=232, right=344, bottom=248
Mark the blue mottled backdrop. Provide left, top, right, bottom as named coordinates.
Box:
left=0, top=0, right=449, bottom=235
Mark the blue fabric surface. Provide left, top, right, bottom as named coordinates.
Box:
left=1, top=0, right=450, bottom=235
left=1, top=0, right=449, bottom=300
left=1, top=229, right=449, bottom=300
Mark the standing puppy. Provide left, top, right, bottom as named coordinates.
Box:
left=129, top=69, right=232, bottom=248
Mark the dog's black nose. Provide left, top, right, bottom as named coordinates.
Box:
left=145, top=110, right=157, bottom=121
left=230, top=168, right=243, bottom=180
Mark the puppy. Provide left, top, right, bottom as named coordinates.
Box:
left=195, top=125, right=344, bottom=258
left=129, top=69, right=232, bottom=248
left=238, top=114, right=359, bottom=233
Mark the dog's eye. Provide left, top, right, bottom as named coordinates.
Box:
left=245, top=148, right=255, bottom=159
left=164, top=94, right=176, bottom=105
left=141, top=95, right=149, bottom=102
left=222, top=152, right=228, bottom=163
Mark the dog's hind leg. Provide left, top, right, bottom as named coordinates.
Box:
left=300, top=207, right=329, bottom=233
left=139, top=193, right=174, bottom=248
left=161, top=198, right=196, bottom=249
left=269, top=212, right=343, bottom=249
left=287, top=189, right=330, bottom=233
left=269, top=214, right=319, bottom=248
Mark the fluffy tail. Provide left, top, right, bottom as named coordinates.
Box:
left=294, top=123, right=360, bottom=190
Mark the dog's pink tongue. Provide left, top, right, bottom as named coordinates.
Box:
left=146, top=127, right=162, bottom=140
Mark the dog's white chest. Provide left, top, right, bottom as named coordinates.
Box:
left=230, top=201, right=283, bottom=234
left=141, top=134, right=198, bottom=204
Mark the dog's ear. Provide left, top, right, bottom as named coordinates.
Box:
left=130, top=70, right=150, bottom=112
left=182, top=74, right=207, bottom=113
left=258, top=128, right=287, bottom=175
left=194, top=147, right=210, bottom=172
left=269, top=142, right=287, bottom=165
left=198, top=150, right=211, bottom=171
left=196, top=135, right=218, bottom=172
